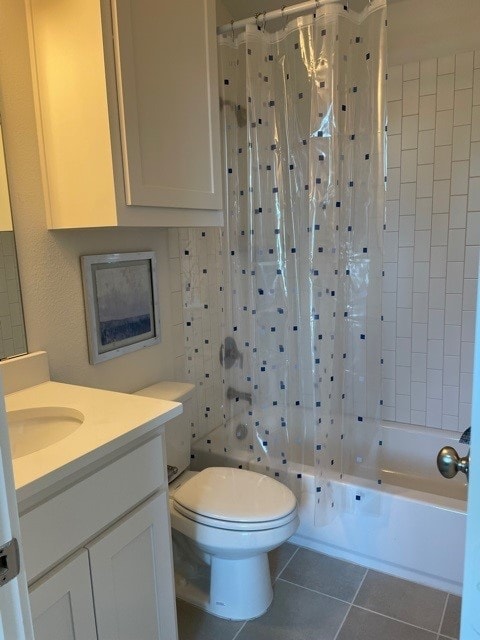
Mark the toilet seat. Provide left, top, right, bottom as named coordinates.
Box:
left=172, top=467, right=297, bottom=531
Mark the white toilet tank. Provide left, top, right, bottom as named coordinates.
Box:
left=134, top=381, right=195, bottom=482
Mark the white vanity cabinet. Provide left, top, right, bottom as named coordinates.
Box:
left=26, top=0, right=223, bottom=228
left=20, top=433, right=178, bottom=640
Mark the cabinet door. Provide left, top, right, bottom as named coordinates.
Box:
left=29, top=550, right=97, bottom=640
left=88, top=492, right=178, bottom=640
left=111, top=0, right=223, bottom=211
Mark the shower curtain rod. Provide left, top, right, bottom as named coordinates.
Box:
left=217, top=0, right=342, bottom=35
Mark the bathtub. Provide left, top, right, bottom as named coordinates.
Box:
left=192, top=419, right=467, bottom=595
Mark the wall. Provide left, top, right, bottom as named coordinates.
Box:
left=383, top=52, right=479, bottom=431
left=0, top=0, right=182, bottom=392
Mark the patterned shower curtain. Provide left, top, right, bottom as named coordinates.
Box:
left=218, top=0, right=387, bottom=523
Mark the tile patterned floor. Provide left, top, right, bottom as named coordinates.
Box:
left=176, top=544, right=461, bottom=640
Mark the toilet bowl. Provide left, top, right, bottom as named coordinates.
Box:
left=134, top=382, right=299, bottom=620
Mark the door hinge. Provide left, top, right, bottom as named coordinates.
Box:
left=0, top=538, right=20, bottom=587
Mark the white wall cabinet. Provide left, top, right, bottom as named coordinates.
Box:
left=26, top=0, right=223, bottom=228
left=21, top=433, right=178, bottom=640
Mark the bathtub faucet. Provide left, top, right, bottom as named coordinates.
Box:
left=226, top=386, right=252, bottom=405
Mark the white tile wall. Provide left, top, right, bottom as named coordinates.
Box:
left=384, top=51, right=480, bottom=431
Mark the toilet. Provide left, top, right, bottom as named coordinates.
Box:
left=134, top=381, right=299, bottom=621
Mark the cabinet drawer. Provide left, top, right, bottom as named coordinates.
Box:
left=21, top=434, right=165, bottom=582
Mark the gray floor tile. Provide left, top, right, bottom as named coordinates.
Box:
left=354, top=570, right=447, bottom=632
left=336, top=606, right=437, bottom=640
left=235, top=579, right=349, bottom=640
left=280, top=547, right=366, bottom=602
left=176, top=598, right=245, bottom=640
left=268, top=542, right=298, bottom=580
left=440, top=594, right=461, bottom=639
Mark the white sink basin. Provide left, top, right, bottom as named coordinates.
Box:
left=7, top=407, right=85, bottom=459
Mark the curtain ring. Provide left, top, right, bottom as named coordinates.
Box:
left=230, top=19, right=235, bottom=42
left=255, top=12, right=262, bottom=30
left=262, top=10, right=267, bottom=32
left=281, top=5, right=287, bottom=30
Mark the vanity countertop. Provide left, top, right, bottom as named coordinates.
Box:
left=6, top=380, right=182, bottom=507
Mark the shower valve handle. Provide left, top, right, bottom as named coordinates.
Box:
left=437, top=446, right=469, bottom=482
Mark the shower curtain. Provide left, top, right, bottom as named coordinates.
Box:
left=216, top=0, right=387, bottom=524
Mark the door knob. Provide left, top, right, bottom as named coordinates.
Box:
left=437, top=446, right=469, bottom=481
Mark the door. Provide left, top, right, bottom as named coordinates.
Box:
left=461, top=275, right=480, bottom=637
left=0, top=374, right=33, bottom=640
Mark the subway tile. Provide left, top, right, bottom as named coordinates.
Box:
left=402, top=79, right=420, bottom=116
left=387, top=134, right=401, bottom=168
left=431, top=214, right=449, bottom=245
left=412, top=292, right=429, bottom=323
left=451, top=160, right=470, bottom=195
left=416, top=164, right=436, bottom=200
left=426, top=397, right=443, bottom=428
left=455, top=51, right=474, bottom=90
left=470, top=141, right=480, bottom=176
left=383, top=232, right=399, bottom=263
left=460, top=372, right=473, bottom=405
left=396, top=366, right=411, bottom=394
left=401, top=115, right=419, bottom=149
left=437, top=74, right=455, bottom=110
left=395, top=394, right=411, bottom=423
left=443, top=385, right=460, bottom=415
left=474, top=68, right=480, bottom=105
left=411, top=381, right=427, bottom=412
left=413, top=262, right=430, bottom=293
left=427, top=368, right=443, bottom=399
left=382, top=405, right=396, bottom=421
left=411, top=352, right=427, bottom=382
left=442, top=414, right=459, bottom=429
left=382, top=321, right=397, bottom=350
left=434, top=146, right=452, bottom=181
left=468, top=177, right=480, bottom=209
left=435, top=110, right=453, bottom=146
left=387, top=167, right=401, bottom=200
left=419, top=94, right=436, bottom=130
left=466, top=211, right=480, bottom=244
left=430, top=246, right=447, bottom=278
left=398, top=215, right=415, bottom=246
left=464, top=245, right=480, bottom=277
left=382, top=349, right=396, bottom=378
left=411, top=410, right=426, bottom=425
left=449, top=195, right=468, bottom=229
left=403, top=61, right=420, bottom=81
left=432, top=180, right=451, bottom=213
left=412, top=322, right=428, bottom=353
left=398, top=247, right=414, bottom=277
left=382, top=378, right=396, bottom=406
left=401, top=149, right=418, bottom=183
left=386, top=200, right=400, bottom=231
left=388, top=65, right=403, bottom=102
left=382, top=292, right=397, bottom=322
left=415, top=198, right=432, bottom=230
left=383, top=263, right=398, bottom=292
left=397, top=277, right=413, bottom=307
left=438, top=55, right=455, bottom=75
left=444, top=355, right=461, bottom=386
left=388, top=100, right=402, bottom=134
left=461, top=310, right=475, bottom=342
left=397, top=307, right=412, bottom=337
left=447, top=228, right=466, bottom=261
left=459, top=402, right=472, bottom=427
left=420, top=58, right=437, bottom=96
left=446, top=261, right=465, bottom=293
left=444, top=325, right=462, bottom=356
left=428, top=309, right=445, bottom=341
left=463, top=278, right=478, bottom=311
left=396, top=337, right=412, bottom=366
left=429, top=278, right=446, bottom=310
left=414, top=230, right=431, bottom=261
left=417, top=130, right=435, bottom=165
left=452, top=125, right=471, bottom=161
left=461, top=341, right=474, bottom=373
left=473, top=106, right=480, bottom=141
left=445, top=293, right=463, bottom=325
left=400, top=182, right=416, bottom=215
left=454, top=89, right=473, bottom=126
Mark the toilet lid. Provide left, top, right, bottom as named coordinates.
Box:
left=172, top=467, right=297, bottom=525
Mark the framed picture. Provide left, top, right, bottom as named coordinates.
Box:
left=81, top=252, right=161, bottom=364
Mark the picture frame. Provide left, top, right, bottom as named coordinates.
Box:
left=81, top=252, right=161, bottom=364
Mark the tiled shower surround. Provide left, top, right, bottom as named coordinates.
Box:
left=384, top=51, right=480, bottom=431
left=169, top=50, right=480, bottom=437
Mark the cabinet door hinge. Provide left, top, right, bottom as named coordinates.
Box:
left=0, top=538, right=20, bottom=586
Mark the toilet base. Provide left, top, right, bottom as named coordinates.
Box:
left=174, top=550, right=273, bottom=620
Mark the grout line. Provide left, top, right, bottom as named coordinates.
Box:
left=352, top=602, right=443, bottom=635
left=231, top=620, right=248, bottom=640
left=332, top=569, right=369, bottom=640
left=437, top=592, right=450, bottom=636
left=274, top=544, right=300, bottom=581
